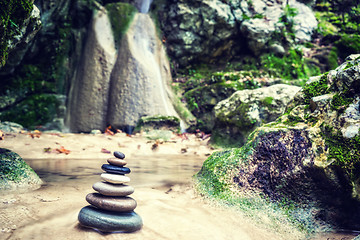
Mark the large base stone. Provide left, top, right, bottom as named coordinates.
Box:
left=78, top=206, right=143, bottom=233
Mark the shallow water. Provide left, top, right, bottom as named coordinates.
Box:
left=21, top=157, right=360, bottom=240
left=0, top=133, right=359, bottom=240
left=25, top=153, right=204, bottom=187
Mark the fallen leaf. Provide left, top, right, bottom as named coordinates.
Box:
left=55, top=146, right=70, bottom=155
left=43, top=147, right=52, bottom=153
left=101, top=148, right=111, bottom=154
left=28, top=130, right=41, bottom=138
left=151, top=143, right=159, bottom=151
left=105, top=126, right=114, bottom=136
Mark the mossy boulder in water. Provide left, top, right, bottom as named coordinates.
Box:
left=196, top=54, right=360, bottom=231
left=0, top=148, right=42, bottom=191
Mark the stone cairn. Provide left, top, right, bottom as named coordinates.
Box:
left=78, top=151, right=143, bottom=232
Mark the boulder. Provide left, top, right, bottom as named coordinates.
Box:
left=196, top=55, right=360, bottom=230
left=0, top=121, right=25, bottom=133
left=213, top=84, right=300, bottom=146
left=154, top=0, right=317, bottom=66
left=240, top=0, right=317, bottom=55
left=154, top=0, right=241, bottom=67
left=0, top=148, right=42, bottom=191
left=0, top=3, right=41, bottom=72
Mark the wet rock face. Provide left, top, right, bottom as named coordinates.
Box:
left=242, top=130, right=314, bottom=200
left=66, top=6, right=116, bottom=133
left=154, top=0, right=317, bottom=67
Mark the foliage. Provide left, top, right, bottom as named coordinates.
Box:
left=0, top=94, right=59, bottom=129
left=315, top=0, right=360, bottom=35
left=335, top=34, right=360, bottom=60
left=0, top=0, right=33, bottom=67
left=260, top=48, right=320, bottom=80
left=0, top=1, right=92, bottom=129
left=1, top=65, right=44, bottom=95
left=278, top=4, right=298, bottom=42
left=105, top=2, right=137, bottom=47
left=315, top=11, right=339, bottom=36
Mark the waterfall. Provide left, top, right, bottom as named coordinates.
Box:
left=65, top=1, right=180, bottom=133
left=107, top=13, right=179, bottom=131
left=138, top=0, right=153, bottom=13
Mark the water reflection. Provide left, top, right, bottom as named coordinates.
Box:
left=25, top=154, right=205, bottom=187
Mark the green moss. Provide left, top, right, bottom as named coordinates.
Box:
left=196, top=149, right=241, bottom=196
left=321, top=125, right=360, bottom=180
left=304, top=114, right=318, bottom=125
left=302, top=73, right=330, bottom=104
left=0, top=149, right=34, bottom=182
left=284, top=115, right=304, bottom=126
left=330, top=92, right=353, bottom=112
left=262, top=96, right=274, bottom=107
left=105, top=2, right=137, bottom=47
left=260, top=48, right=320, bottom=80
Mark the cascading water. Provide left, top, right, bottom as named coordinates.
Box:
left=107, top=12, right=179, bottom=132
left=138, top=0, right=153, bottom=13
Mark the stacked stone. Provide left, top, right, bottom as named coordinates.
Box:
left=78, top=151, right=143, bottom=233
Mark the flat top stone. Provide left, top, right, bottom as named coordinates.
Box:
left=114, top=151, right=125, bottom=159
left=107, top=158, right=127, bottom=167
left=92, top=181, right=134, bottom=196
left=86, top=193, right=137, bottom=212
left=102, top=164, right=131, bottom=174
left=78, top=205, right=142, bottom=233
left=101, top=173, right=130, bottom=184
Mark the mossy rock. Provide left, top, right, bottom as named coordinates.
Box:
left=212, top=84, right=300, bottom=148
left=196, top=55, right=360, bottom=232
left=0, top=0, right=34, bottom=67
left=0, top=148, right=42, bottom=191
left=135, top=115, right=180, bottom=133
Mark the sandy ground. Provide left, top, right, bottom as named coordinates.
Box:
left=0, top=132, right=357, bottom=240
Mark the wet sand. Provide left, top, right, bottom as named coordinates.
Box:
left=0, top=132, right=357, bottom=240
